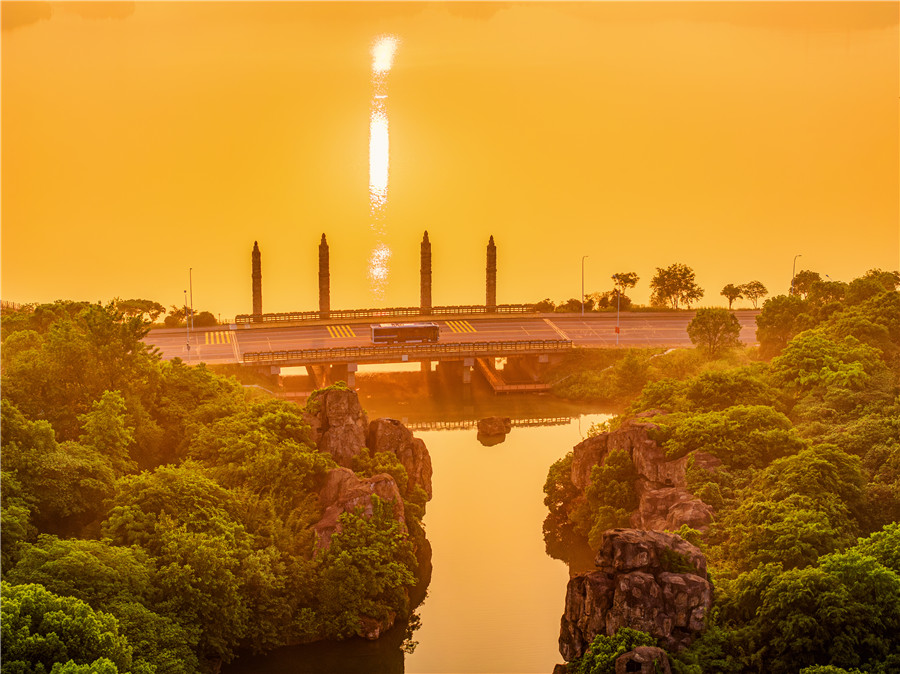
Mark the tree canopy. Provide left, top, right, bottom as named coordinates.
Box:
left=650, top=263, right=704, bottom=309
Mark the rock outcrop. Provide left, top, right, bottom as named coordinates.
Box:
left=570, top=415, right=719, bottom=532
left=304, top=387, right=368, bottom=468
left=615, top=647, right=672, bottom=674
left=477, top=416, right=512, bottom=436
left=313, top=467, right=407, bottom=548
left=367, top=418, right=433, bottom=500
left=560, top=529, right=712, bottom=661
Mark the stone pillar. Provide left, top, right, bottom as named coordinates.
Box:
left=463, top=357, right=475, bottom=385
left=486, top=235, right=497, bottom=311
left=251, top=241, right=262, bottom=318
left=319, top=234, right=330, bottom=319
left=420, top=231, right=432, bottom=314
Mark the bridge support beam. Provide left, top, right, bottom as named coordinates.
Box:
left=329, top=362, right=357, bottom=387
left=462, top=357, right=474, bottom=385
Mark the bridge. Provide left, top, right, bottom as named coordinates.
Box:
left=142, top=235, right=760, bottom=388
left=144, top=310, right=761, bottom=387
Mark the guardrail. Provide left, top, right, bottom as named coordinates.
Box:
left=405, top=416, right=572, bottom=431
left=234, top=304, right=536, bottom=325
left=242, top=338, right=573, bottom=365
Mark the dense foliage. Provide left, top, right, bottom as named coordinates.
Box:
left=545, top=271, right=900, bottom=672
left=0, top=301, right=423, bottom=673
left=569, top=628, right=657, bottom=674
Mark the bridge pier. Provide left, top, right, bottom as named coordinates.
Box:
left=329, top=362, right=357, bottom=387
left=462, top=357, right=474, bottom=385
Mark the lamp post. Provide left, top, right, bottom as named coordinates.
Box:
left=189, top=268, right=194, bottom=333
left=581, top=255, right=589, bottom=317
left=613, top=276, right=621, bottom=346
left=791, top=254, right=802, bottom=295
left=184, top=289, right=190, bottom=357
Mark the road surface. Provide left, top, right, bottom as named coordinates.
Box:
left=145, top=311, right=760, bottom=365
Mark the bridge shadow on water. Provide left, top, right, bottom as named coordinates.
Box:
left=339, top=368, right=606, bottom=430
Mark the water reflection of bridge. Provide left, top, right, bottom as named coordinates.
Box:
left=402, top=416, right=573, bottom=432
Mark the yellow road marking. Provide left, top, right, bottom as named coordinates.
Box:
left=204, top=331, right=233, bottom=345
left=326, top=325, right=356, bottom=339
left=446, top=320, right=476, bottom=333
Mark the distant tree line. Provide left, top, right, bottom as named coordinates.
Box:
left=535, top=263, right=770, bottom=312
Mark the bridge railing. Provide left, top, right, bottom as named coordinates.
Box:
left=242, top=338, right=573, bottom=365
left=405, top=416, right=572, bottom=431
left=234, top=304, right=536, bottom=325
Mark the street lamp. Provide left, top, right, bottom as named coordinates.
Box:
left=581, top=255, right=589, bottom=317
left=613, top=274, right=621, bottom=346
left=184, top=289, right=190, bottom=357
left=189, top=268, right=194, bottom=333
left=791, top=254, right=802, bottom=295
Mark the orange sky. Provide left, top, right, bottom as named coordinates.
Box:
left=2, top=2, right=898, bottom=319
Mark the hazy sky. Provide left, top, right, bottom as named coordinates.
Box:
left=3, top=1, right=898, bottom=319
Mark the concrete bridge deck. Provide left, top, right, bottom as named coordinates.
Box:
left=144, top=310, right=761, bottom=368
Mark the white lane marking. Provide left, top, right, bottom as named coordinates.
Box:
left=543, top=318, right=570, bottom=340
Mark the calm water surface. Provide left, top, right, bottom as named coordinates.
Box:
left=227, top=373, right=612, bottom=673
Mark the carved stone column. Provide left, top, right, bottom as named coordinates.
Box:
left=251, top=241, right=262, bottom=318
left=486, top=235, right=497, bottom=311
left=420, top=231, right=432, bottom=314
left=319, top=234, right=330, bottom=319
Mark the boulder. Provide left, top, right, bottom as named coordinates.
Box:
left=571, top=419, right=660, bottom=491
left=615, top=647, right=672, bottom=674
left=477, top=416, right=512, bottom=436
left=571, top=418, right=719, bottom=532
left=303, top=387, right=368, bottom=467
left=367, top=418, right=433, bottom=500
left=312, top=467, right=406, bottom=548
left=559, top=529, right=711, bottom=660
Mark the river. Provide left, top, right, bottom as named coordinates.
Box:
left=225, top=370, right=613, bottom=674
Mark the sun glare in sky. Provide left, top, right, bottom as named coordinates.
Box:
left=1, top=3, right=897, bottom=317
left=368, top=34, right=400, bottom=300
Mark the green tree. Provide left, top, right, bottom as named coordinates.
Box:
left=192, top=311, right=218, bottom=328
left=650, top=263, right=704, bottom=309
left=570, top=627, right=657, bottom=674
left=612, top=272, right=639, bottom=293
left=78, top=391, right=136, bottom=475
left=683, top=366, right=782, bottom=412
left=739, top=280, right=768, bottom=309
left=584, top=449, right=638, bottom=548
left=315, top=497, right=417, bottom=639
left=755, top=294, right=814, bottom=358
left=750, top=548, right=900, bottom=672
left=791, top=269, right=822, bottom=299
left=114, top=299, right=166, bottom=323
left=661, top=405, right=804, bottom=468
left=687, top=308, right=742, bottom=357
left=1, top=582, right=135, bottom=674
left=720, top=284, right=743, bottom=309
left=2, top=402, right=116, bottom=534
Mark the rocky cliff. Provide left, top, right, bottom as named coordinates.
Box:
left=570, top=413, right=717, bottom=532
left=560, top=529, right=712, bottom=661
left=303, top=386, right=434, bottom=639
